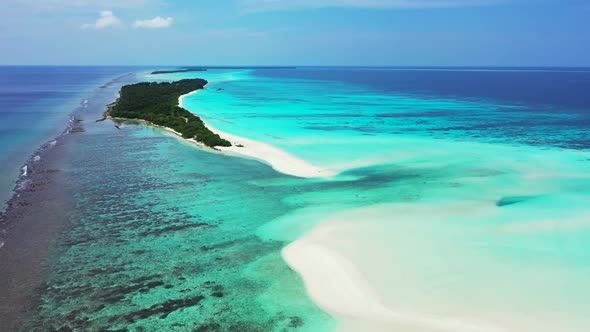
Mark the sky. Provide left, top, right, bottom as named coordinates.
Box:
left=0, top=0, right=589, bottom=66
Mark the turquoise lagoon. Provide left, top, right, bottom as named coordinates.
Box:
left=160, top=68, right=590, bottom=331
left=23, top=68, right=590, bottom=331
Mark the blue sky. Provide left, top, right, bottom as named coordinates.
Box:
left=0, top=0, right=589, bottom=66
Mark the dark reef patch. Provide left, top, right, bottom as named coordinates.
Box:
left=288, top=316, right=304, bottom=328
left=228, top=322, right=266, bottom=332
left=376, top=110, right=456, bottom=118
left=194, top=323, right=223, bottom=332
left=93, top=279, right=166, bottom=304
left=137, top=222, right=213, bottom=237
left=497, top=196, right=539, bottom=207
left=124, top=295, right=205, bottom=323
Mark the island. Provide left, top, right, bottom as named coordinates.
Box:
left=150, top=67, right=207, bottom=75
left=109, top=79, right=231, bottom=148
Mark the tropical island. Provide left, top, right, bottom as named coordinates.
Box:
left=109, top=79, right=231, bottom=148
left=150, top=67, right=207, bottom=75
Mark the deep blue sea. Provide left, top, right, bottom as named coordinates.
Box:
left=255, top=67, right=590, bottom=149
left=260, top=67, right=590, bottom=108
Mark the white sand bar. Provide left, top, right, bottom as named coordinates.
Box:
left=179, top=89, right=336, bottom=178
left=281, top=197, right=590, bottom=332
left=283, top=224, right=507, bottom=332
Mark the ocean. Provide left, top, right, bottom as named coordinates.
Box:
left=0, top=66, right=140, bottom=210
left=1, top=66, right=590, bottom=331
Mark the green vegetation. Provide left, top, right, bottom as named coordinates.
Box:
left=150, top=67, right=207, bottom=75
left=110, top=79, right=231, bottom=148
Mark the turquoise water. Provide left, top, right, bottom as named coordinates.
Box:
left=159, top=69, right=590, bottom=169
left=4, top=69, right=336, bottom=331
left=163, top=68, right=590, bottom=331
left=24, top=114, right=335, bottom=331
left=15, top=67, right=590, bottom=331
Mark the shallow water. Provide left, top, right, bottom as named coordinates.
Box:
left=22, top=118, right=335, bottom=330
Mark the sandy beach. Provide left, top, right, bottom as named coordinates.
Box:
left=282, top=219, right=507, bottom=332
left=179, top=89, right=336, bottom=179
left=281, top=188, right=590, bottom=332
left=281, top=203, right=505, bottom=332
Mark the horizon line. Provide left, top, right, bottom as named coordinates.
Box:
left=2, top=65, right=590, bottom=69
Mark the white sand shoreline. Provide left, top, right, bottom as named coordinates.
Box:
left=283, top=217, right=508, bottom=332
left=178, top=87, right=336, bottom=178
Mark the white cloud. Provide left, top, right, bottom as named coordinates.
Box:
left=240, top=0, right=503, bottom=12
left=133, top=16, right=173, bottom=29
left=81, top=11, right=174, bottom=30
left=82, top=10, right=122, bottom=29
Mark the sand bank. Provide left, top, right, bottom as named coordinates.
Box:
left=282, top=219, right=507, bottom=332
left=179, top=89, right=335, bottom=178
left=282, top=194, right=590, bottom=332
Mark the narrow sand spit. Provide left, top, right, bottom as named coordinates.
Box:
left=179, top=89, right=336, bottom=178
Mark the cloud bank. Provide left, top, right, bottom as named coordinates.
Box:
left=133, top=16, right=174, bottom=29
left=82, top=10, right=122, bottom=29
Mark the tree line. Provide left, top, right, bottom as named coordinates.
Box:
left=110, top=79, right=231, bottom=148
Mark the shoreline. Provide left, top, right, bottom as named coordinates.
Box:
left=107, top=84, right=334, bottom=178
left=282, top=209, right=507, bottom=332
left=178, top=87, right=337, bottom=178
